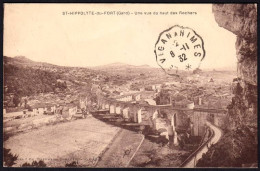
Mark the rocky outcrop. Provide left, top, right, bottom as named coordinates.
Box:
left=213, top=4, right=257, bottom=86
left=197, top=4, right=257, bottom=167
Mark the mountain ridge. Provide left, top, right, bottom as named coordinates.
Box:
left=91, top=62, right=153, bottom=70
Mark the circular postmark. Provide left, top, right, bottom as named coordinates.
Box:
left=154, top=25, right=205, bottom=76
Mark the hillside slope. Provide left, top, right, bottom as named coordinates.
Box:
left=3, top=56, right=100, bottom=97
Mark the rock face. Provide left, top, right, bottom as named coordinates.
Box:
left=212, top=3, right=257, bottom=129
left=213, top=4, right=257, bottom=86
left=197, top=4, right=257, bottom=167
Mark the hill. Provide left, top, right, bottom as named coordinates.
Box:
left=3, top=56, right=102, bottom=98
left=4, top=56, right=58, bottom=68
left=91, top=62, right=153, bottom=70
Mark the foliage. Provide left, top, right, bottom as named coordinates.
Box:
left=22, top=160, right=47, bottom=167
left=3, top=148, right=18, bottom=167
left=25, top=104, right=33, bottom=111
left=193, top=68, right=202, bottom=74
left=55, top=81, right=67, bottom=91
left=197, top=83, right=257, bottom=167
left=4, top=64, right=65, bottom=96
left=65, top=161, right=78, bottom=167
left=154, top=90, right=171, bottom=105
left=13, top=93, right=21, bottom=107
left=197, top=127, right=257, bottom=167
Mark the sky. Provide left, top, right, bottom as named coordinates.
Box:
left=4, top=3, right=237, bottom=70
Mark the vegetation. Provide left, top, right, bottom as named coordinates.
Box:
left=12, top=93, right=21, bottom=107
left=197, top=83, right=257, bottom=167
left=3, top=148, right=18, bottom=167
left=197, top=128, right=257, bottom=167
left=154, top=90, right=171, bottom=105
left=22, top=160, right=47, bottom=167
left=4, top=64, right=63, bottom=96
left=65, top=161, right=79, bottom=167
left=193, top=68, right=202, bottom=74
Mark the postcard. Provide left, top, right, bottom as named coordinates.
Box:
left=3, top=3, right=257, bottom=168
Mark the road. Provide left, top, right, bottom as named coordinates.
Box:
left=206, top=121, right=222, bottom=146
left=4, top=116, right=121, bottom=167
left=182, top=121, right=222, bottom=168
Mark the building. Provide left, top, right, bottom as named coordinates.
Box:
left=133, top=94, right=141, bottom=101
left=62, top=105, right=77, bottom=119
left=116, top=95, right=133, bottom=102
left=174, top=99, right=195, bottom=109
left=144, top=99, right=157, bottom=105
left=152, top=84, right=162, bottom=91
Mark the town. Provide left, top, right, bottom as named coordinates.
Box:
left=3, top=56, right=237, bottom=167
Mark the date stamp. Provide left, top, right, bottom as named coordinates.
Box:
left=154, top=25, right=205, bottom=76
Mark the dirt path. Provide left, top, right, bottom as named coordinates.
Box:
left=96, top=129, right=144, bottom=167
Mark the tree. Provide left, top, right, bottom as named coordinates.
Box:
left=154, top=90, right=171, bottom=105
left=22, top=160, right=46, bottom=167
left=13, top=94, right=21, bottom=107
left=65, top=161, right=78, bottom=167
left=3, top=148, right=18, bottom=167
left=193, top=68, right=202, bottom=74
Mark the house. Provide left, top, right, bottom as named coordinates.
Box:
left=187, top=102, right=195, bottom=109
left=133, top=94, right=141, bottom=101
left=117, top=95, right=133, bottom=102
left=32, top=103, right=55, bottom=115
left=198, top=97, right=202, bottom=105
left=62, top=105, right=77, bottom=119
left=79, top=99, right=86, bottom=110
left=174, top=99, right=194, bottom=109
left=144, top=99, right=156, bottom=105
left=145, top=86, right=153, bottom=91
left=152, top=84, right=162, bottom=91
left=122, top=107, right=130, bottom=120
left=139, top=88, right=145, bottom=92
left=38, top=108, right=47, bottom=114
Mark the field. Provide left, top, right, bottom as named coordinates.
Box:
left=96, top=129, right=144, bottom=167
left=4, top=117, right=121, bottom=167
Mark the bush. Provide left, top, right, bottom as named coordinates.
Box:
left=22, top=160, right=46, bottom=167
left=25, top=104, right=33, bottom=111
left=14, top=115, right=22, bottom=119
left=4, top=64, right=63, bottom=96
left=65, top=161, right=78, bottom=167
left=3, top=148, right=18, bottom=167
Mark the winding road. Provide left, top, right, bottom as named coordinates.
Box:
left=181, top=121, right=222, bottom=168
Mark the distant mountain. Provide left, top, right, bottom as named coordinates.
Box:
left=92, top=62, right=153, bottom=70
left=93, top=62, right=132, bottom=68
left=202, top=66, right=237, bottom=72
left=14, top=56, right=34, bottom=62
left=138, top=64, right=151, bottom=68
left=4, top=56, right=59, bottom=68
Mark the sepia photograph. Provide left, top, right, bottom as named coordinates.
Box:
left=3, top=3, right=258, bottom=168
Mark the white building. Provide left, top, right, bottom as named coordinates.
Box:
left=152, top=84, right=162, bottom=91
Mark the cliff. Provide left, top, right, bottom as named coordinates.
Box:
left=197, top=4, right=257, bottom=167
